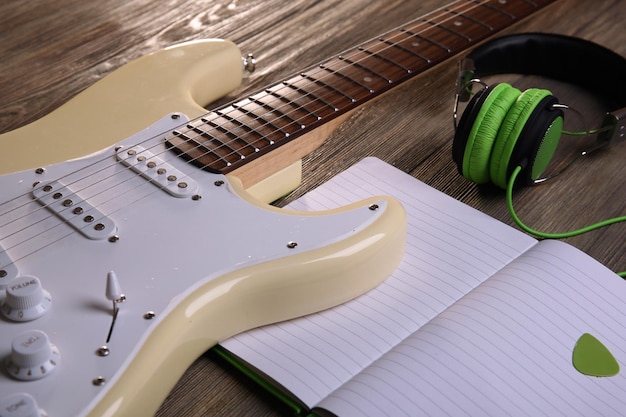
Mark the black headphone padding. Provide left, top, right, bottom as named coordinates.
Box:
left=466, top=33, right=626, bottom=110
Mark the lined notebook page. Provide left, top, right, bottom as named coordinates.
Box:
left=318, top=240, right=626, bottom=417
left=220, top=157, right=536, bottom=407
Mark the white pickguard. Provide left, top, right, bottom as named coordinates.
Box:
left=0, top=114, right=405, bottom=416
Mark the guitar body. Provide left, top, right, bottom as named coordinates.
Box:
left=0, top=39, right=241, bottom=176
left=0, top=41, right=406, bottom=416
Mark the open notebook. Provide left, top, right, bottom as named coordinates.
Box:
left=216, top=157, right=626, bottom=417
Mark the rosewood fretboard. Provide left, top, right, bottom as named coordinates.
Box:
left=166, top=0, right=556, bottom=174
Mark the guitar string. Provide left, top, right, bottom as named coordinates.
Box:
left=0, top=0, right=479, bottom=231
left=0, top=0, right=516, bottom=270
left=167, top=0, right=489, bottom=168
left=0, top=0, right=509, bottom=269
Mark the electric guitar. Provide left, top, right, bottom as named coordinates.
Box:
left=0, top=1, right=555, bottom=416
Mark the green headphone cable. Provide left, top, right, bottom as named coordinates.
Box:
left=506, top=166, right=626, bottom=277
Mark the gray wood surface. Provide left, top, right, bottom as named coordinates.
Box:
left=1, top=0, right=624, bottom=415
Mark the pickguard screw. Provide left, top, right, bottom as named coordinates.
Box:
left=108, top=235, right=120, bottom=243
left=35, top=167, right=46, bottom=175
left=96, top=346, right=110, bottom=357
left=93, top=376, right=106, bottom=386
left=368, top=204, right=379, bottom=211
left=171, top=114, right=180, bottom=120
left=214, top=180, right=224, bottom=186
left=192, top=194, right=202, bottom=201
left=0, top=270, right=6, bottom=278
left=286, top=241, right=298, bottom=249
left=144, top=311, right=156, bottom=320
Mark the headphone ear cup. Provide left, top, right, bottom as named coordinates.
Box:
left=489, top=88, right=565, bottom=188
left=452, top=83, right=521, bottom=184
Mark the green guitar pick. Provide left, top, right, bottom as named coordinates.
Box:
left=572, top=333, right=619, bottom=377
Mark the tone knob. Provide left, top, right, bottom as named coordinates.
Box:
left=0, top=393, right=48, bottom=417
left=6, top=330, right=61, bottom=381
left=1, top=276, right=51, bottom=322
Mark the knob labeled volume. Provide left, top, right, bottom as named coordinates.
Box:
left=1, top=276, right=51, bottom=321
left=0, top=392, right=48, bottom=417
left=6, top=330, right=61, bottom=381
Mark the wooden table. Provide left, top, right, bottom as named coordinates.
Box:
left=1, top=0, right=624, bottom=415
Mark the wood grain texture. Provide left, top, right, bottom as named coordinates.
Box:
left=1, top=0, right=624, bottom=416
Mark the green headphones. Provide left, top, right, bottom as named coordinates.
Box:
left=452, top=33, right=626, bottom=259
left=453, top=33, right=626, bottom=189
left=454, top=82, right=564, bottom=189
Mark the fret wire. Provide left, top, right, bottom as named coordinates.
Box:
left=373, top=40, right=431, bottom=67
left=399, top=28, right=452, bottom=53
left=232, top=102, right=280, bottom=144
left=279, top=81, right=339, bottom=113
left=103, top=0, right=502, bottom=172
left=338, top=55, right=392, bottom=84
left=247, top=95, right=303, bottom=131
left=214, top=110, right=263, bottom=152
left=171, top=0, right=508, bottom=170
left=169, top=0, right=548, bottom=171
left=263, top=88, right=323, bottom=121
left=0, top=0, right=508, bottom=264
left=228, top=104, right=276, bottom=146
left=202, top=116, right=253, bottom=161
left=319, top=63, right=374, bottom=95
left=170, top=129, right=227, bottom=167
left=424, top=13, right=472, bottom=42
left=476, top=0, right=515, bottom=19
left=0, top=2, right=494, bottom=200
left=1, top=0, right=553, bottom=262
left=446, top=7, right=494, bottom=30
left=298, top=72, right=356, bottom=103
left=241, top=96, right=292, bottom=137
left=141, top=0, right=488, bottom=171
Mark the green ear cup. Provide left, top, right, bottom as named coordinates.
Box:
left=489, top=88, right=552, bottom=188
left=531, top=116, right=563, bottom=181
left=462, top=83, right=520, bottom=184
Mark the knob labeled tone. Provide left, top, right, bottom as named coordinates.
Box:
left=6, top=330, right=61, bottom=381
left=0, top=392, right=47, bottom=417
left=1, top=276, right=51, bottom=322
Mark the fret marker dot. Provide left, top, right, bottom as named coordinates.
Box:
left=454, top=20, right=463, bottom=26
left=411, top=41, right=420, bottom=47
left=363, top=76, right=373, bottom=83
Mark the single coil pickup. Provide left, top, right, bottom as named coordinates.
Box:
left=116, top=145, right=198, bottom=198
left=32, top=180, right=118, bottom=240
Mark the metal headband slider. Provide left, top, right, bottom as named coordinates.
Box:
left=597, top=107, right=626, bottom=147
left=456, top=58, right=476, bottom=103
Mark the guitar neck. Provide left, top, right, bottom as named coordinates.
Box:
left=166, top=0, right=556, bottom=175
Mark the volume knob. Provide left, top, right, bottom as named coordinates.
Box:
left=1, top=276, right=51, bottom=321
left=7, top=330, right=60, bottom=381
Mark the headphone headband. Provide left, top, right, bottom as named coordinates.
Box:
left=459, top=33, right=626, bottom=145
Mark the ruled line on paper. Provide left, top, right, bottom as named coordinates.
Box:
left=221, top=157, right=537, bottom=408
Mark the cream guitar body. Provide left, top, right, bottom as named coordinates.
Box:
left=0, top=40, right=406, bottom=417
